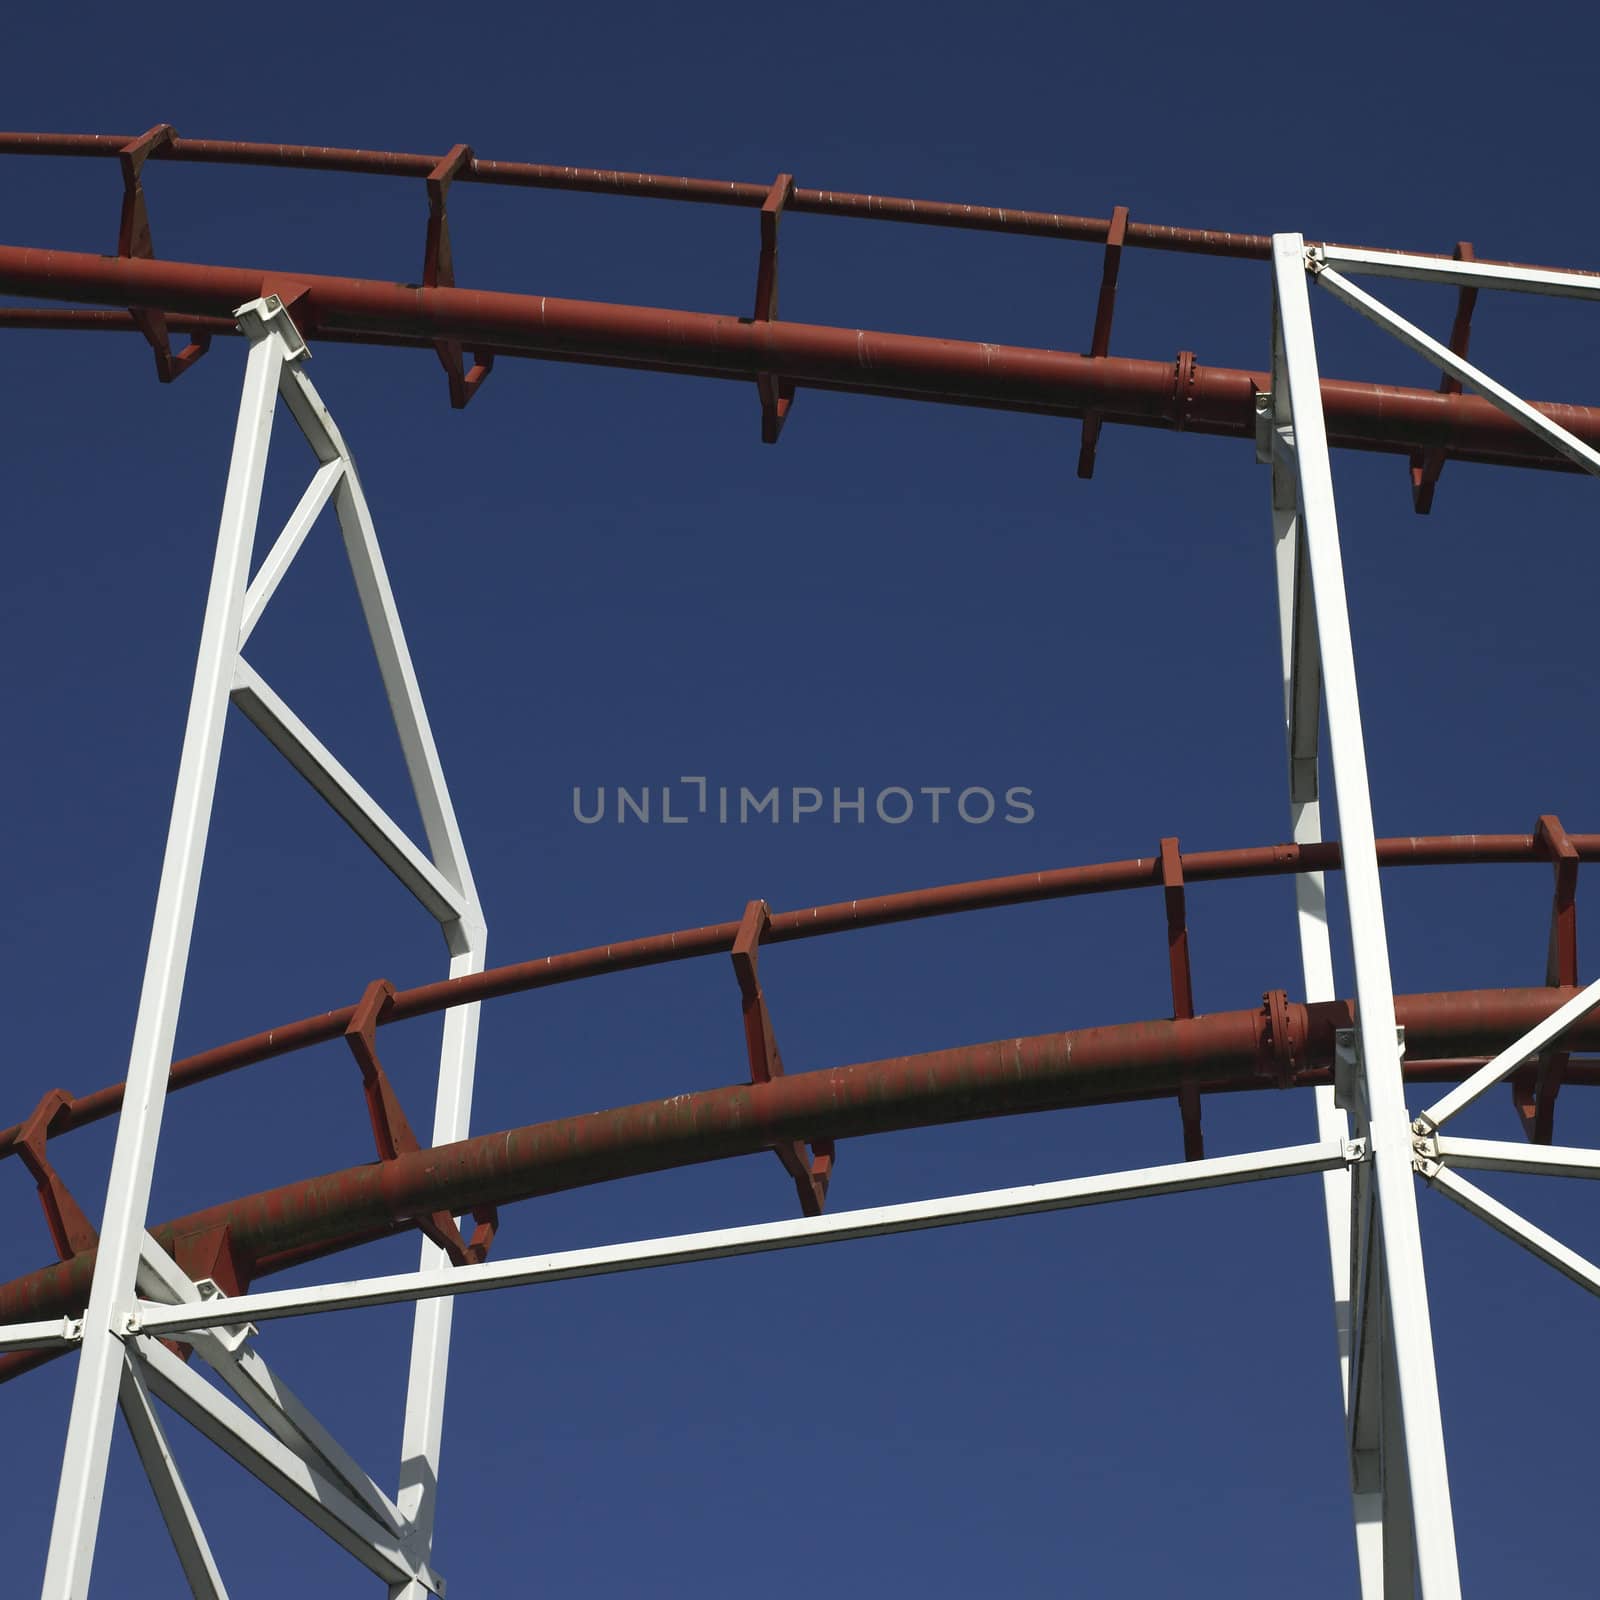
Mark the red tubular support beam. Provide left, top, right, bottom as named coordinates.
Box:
left=6, top=986, right=1600, bottom=1338
left=2, top=245, right=1600, bottom=470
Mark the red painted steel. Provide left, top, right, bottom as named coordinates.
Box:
left=3, top=985, right=1600, bottom=1342
left=2, top=243, right=1598, bottom=470
left=0, top=830, right=1579, bottom=1163
left=7, top=130, right=1600, bottom=279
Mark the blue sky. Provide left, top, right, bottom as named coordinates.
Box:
left=3, top=5, right=1600, bottom=1594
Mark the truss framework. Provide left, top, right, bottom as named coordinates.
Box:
left=29, top=297, right=485, bottom=1599
left=9, top=240, right=1600, bottom=1598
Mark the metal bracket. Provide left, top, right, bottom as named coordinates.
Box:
left=1409, top=242, right=1477, bottom=515
left=1334, top=1026, right=1406, bottom=1125
left=344, top=981, right=496, bottom=1266
left=1516, top=812, right=1580, bottom=1143
left=15, top=1089, right=99, bottom=1261
left=422, top=143, right=493, bottom=410
left=115, top=123, right=210, bottom=382
left=234, top=295, right=309, bottom=362
left=1411, top=1125, right=1440, bottom=1176
left=731, top=899, right=832, bottom=1214
left=752, top=173, right=796, bottom=443
left=1159, top=837, right=1204, bottom=1160
left=1077, top=204, right=1129, bottom=479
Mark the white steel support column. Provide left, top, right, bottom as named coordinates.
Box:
left=40, top=294, right=488, bottom=1597
left=1265, top=399, right=1389, bottom=1594
left=1272, top=233, right=1461, bottom=1597
left=41, top=311, right=290, bottom=1600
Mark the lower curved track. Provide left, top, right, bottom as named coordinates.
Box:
left=3, top=826, right=1592, bottom=1366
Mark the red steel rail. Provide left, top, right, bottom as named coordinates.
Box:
left=0, top=242, right=1596, bottom=470
left=2, top=986, right=1598, bottom=1335
left=0, top=828, right=1581, bottom=1162
left=0, top=826, right=1591, bottom=1369
left=4, top=129, right=1596, bottom=274
left=3, top=130, right=1600, bottom=471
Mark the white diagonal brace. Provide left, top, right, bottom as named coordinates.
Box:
left=1313, top=245, right=1600, bottom=301
left=119, top=1353, right=231, bottom=1599
left=272, top=327, right=488, bottom=1598
left=1275, top=233, right=1461, bottom=1598
left=132, top=1139, right=1352, bottom=1335
left=230, top=658, right=466, bottom=923
left=238, top=459, right=346, bottom=648
left=1424, top=1162, right=1600, bottom=1300
left=137, top=1239, right=406, bottom=1538
left=42, top=311, right=289, bottom=1600
left=131, top=1339, right=441, bottom=1594
left=332, top=465, right=481, bottom=912
left=1418, top=974, right=1600, bottom=1131
left=1311, top=264, right=1600, bottom=478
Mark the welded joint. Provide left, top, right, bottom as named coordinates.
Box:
left=234, top=295, right=308, bottom=361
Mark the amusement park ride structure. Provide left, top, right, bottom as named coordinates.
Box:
left=4, top=129, right=1600, bottom=1598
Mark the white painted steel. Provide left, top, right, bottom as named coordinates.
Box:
left=41, top=315, right=289, bottom=1600
left=132, top=1340, right=441, bottom=1593
left=1433, top=1136, right=1600, bottom=1180
left=1312, top=266, right=1600, bottom=478
left=1312, top=245, right=1600, bottom=300
left=229, top=659, right=466, bottom=922
left=118, top=1355, right=231, bottom=1599
left=130, top=1139, right=1352, bottom=1335
left=392, top=941, right=486, bottom=1600
left=237, top=458, right=345, bottom=647
left=1417, top=973, right=1600, bottom=1131
left=1424, top=1163, right=1600, bottom=1300
left=1275, top=234, right=1461, bottom=1598
left=0, top=1317, right=82, bottom=1352
left=1268, top=361, right=1388, bottom=1596
left=136, top=1239, right=407, bottom=1538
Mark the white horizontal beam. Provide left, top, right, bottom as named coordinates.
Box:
left=0, top=1316, right=82, bottom=1353
left=1313, top=245, right=1600, bottom=301
left=133, top=1139, right=1354, bottom=1335
left=230, top=659, right=465, bottom=923
left=237, top=460, right=345, bottom=649
left=1417, top=974, right=1600, bottom=1131
left=1424, top=1163, right=1600, bottom=1300
left=1312, top=264, right=1600, bottom=478
left=119, top=1355, right=231, bottom=1599
left=132, top=1340, right=440, bottom=1593
left=1434, top=1136, right=1600, bottom=1180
